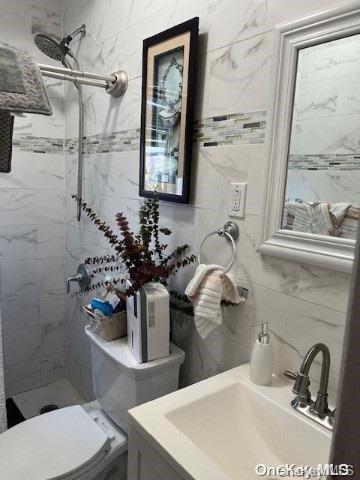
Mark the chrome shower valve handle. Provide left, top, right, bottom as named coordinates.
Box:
left=66, top=263, right=91, bottom=294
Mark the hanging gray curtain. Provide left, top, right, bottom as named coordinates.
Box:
left=0, top=307, right=6, bottom=432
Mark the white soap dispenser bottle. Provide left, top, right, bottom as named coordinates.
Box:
left=250, top=322, right=273, bottom=386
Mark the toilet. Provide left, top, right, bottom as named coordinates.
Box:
left=0, top=325, right=185, bottom=480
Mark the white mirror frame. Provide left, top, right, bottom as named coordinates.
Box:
left=259, top=2, right=360, bottom=274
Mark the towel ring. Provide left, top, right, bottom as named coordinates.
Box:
left=198, top=221, right=239, bottom=273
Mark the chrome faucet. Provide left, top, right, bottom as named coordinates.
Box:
left=284, top=343, right=335, bottom=430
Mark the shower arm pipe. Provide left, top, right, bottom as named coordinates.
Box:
left=39, top=63, right=116, bottom=84
left=39, top=65, right=128, bottom=98
left=40, top=69, right=109, bottom=88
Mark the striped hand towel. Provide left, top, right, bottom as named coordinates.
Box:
left=185, top=264, right=244, bottom=339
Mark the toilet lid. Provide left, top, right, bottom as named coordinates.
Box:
left=0, top=405, right=110, bottom=480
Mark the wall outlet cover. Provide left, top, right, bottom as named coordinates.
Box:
left=229, top=182, right=247, bottom=218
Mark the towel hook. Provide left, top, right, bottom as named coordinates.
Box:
left=198, top=221, right=239, bottom=273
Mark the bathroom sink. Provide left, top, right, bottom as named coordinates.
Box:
left=166, top=381, right=330, bottom=479
left=128, top=364, right=332, bottom=480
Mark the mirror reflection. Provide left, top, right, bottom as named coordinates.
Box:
left=282, top=34, right=360, bottom=239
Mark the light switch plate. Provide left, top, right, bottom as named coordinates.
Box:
left=229, top=182, right=247, bottom=218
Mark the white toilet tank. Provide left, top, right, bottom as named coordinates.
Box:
left=85, top=325, right=185, bottom=433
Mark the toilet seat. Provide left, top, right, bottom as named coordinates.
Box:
left=0, top=405, right=112, bottom=480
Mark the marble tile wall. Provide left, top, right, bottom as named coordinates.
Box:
left=0, top=0, right=66, bottom=396
left=63, top=0, right=352, bottom=403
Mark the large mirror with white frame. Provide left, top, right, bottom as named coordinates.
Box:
left=259, top=2, right=360, bottom=273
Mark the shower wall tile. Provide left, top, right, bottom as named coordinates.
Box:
left=5, top=352, right=66, bottom=397
left=0, top=257, right=64, bottom=298
left=0, top=154, right=39, bottom=189
left=5, top=360, right=42, bottom=396
left=0, top=225, right=38, bottom=262
left=66, top=353, right=81, bottom=398
left=85, top=77, right=142, bottom=136
left=0, top=152, right=64, bottom=190
left=0, top=0, right=62, bottom=65
left=39, top=290, right=65, bottom=325
left=3, top=314, right=64, bottom=381
left=0, top=0, right=66, bottom=395
left=3, top=327, right=44, bottom=366
left=0, top=189, right=64, bottom=227
left=40, top=351, right=65, bottom=386
left=40, top=324, right=64, bottom=357
left=63, top=0, right=353, bottom=399
left=0, top=5, right=32, bottom=51
left=43, top=77, right=64, bottom=101
left=30, top=1, right=62, bottom=39
left=37, top=257, right=65, bottom=293
left=13, top=98, right=65, bottom=140
left=0, top=226, right=64, bottom=272
left=37, top=224, right=65, bottom=258
left=37, top=155, right=64, bottom=189
left=1, top=293, right=40, bottom=334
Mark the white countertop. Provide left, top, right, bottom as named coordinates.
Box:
left=128, top=364, right=332, bottom=480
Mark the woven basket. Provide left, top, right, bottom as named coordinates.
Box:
left=82, top=306, right=127, bottom=341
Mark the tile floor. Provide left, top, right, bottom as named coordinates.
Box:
left=12, top=379, right=85, bottom=419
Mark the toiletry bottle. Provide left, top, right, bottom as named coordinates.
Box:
left=250, top=322, right=273, bottom=386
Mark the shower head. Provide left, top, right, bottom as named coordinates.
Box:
left=34, top=34, right=68, bottom=63
left=34, top=25, right=86, bottom=66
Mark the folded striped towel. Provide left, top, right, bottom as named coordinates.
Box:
left=185, top=264, right=244, bottom=339
left=292, top=201, right=334, bottom=236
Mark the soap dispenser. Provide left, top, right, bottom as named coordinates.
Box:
left=250, top=322, right=273, bottom=386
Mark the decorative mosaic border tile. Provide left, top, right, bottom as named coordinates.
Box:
left=65, top=128, right=140, bottom=154
left=288, top=154, right=360, bottom=171
left=64, top=110, right=268, bottom=155
left=12, top=110, right=268, bottom=155
left=193, top=110, right=267, bottom=147
left=12, top=134, right=63, bottom=154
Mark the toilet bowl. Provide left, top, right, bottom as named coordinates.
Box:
left=0, top=326, right=185, bottom=480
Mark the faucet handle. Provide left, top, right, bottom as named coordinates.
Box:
left=284, top=369, right=298, bottom=381
left=329, top=408, right=336, bottom=426
left=66, top=274, right=81, bottom=294
left=293, top=373, right=311, bottom=403
left=284, top=369, right=311, bottom=404
left=66, top=263, right=91, bottom=294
